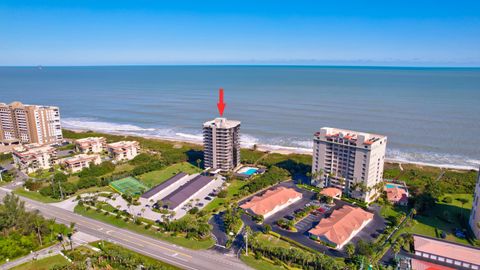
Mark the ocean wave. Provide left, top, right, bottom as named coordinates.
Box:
left=386, top=148, right=479, bottom=170
left=61, top=118, right=479, bottom=170
left=62, top=118, right=155, bottom=132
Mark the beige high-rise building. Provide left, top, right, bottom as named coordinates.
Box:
left=312, top=127, right=387, bottom=203
left=0, top=102, right=63, bottom=146
left=203, top=118, right=241, bottom=171
left=470, top=168, right=480, bottom=239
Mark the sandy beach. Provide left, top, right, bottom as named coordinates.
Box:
left=66, top=128, right=478, bottom=171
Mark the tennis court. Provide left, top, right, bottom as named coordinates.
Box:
left=109, top=176, right=147, bottom=196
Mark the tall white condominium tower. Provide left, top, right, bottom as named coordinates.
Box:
left=0, top=102, right=63, bottom=145
left=470, top=168, right=480, bottom=239
left=312, top=127, right=387, bottom=203
left=203, top=118, right=241, bottom=171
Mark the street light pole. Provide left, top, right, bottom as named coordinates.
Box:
left=245, top=231, right=248, bottom=256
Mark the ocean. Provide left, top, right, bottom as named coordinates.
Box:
left=0, top=66, right=479, bottom=169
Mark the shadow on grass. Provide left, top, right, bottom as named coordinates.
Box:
left=275, top=159, right=311, bottom=183
left=185, top=149, right=204, bottom=167
left=413, top=202, right=474, bottom=244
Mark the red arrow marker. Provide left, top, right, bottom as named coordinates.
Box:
left=217, top=88, right=226, bottom=116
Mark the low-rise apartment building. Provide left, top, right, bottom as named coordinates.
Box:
left=12, top=144, right=57, bottom=173
left=412, top=235, right=480, bottom=269
left=312, top=127, right=387, bottom=203
left=240, top=187, right=302, bottom=218
left=161, top=174, right=215, bottom=213
left=470, top=168, right=480, bottom=239
left=75, top=137, right=106, bottom=153
left=309, top=205, right=373, bottom=249
left=0, top=102, right=62, bottom=146
left=139, top=173, right=191, bottom=205
left=61, top=154, right=101, bottom=173
left=107, top=141, right=139, bottom=161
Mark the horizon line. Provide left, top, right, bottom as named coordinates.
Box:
left=1, top=64, right=480, bottom=69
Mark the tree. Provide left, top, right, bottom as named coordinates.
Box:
left=345, top=243, right=355, bottom=258
left=264, top=224, right=272, bottom=234
left=196, top=159, right=202, bottom=169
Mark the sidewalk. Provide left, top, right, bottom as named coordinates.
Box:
left=0, top=232, right=99, bottom=269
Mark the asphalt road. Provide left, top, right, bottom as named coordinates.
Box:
left=0, top=188, right=251, bottom=270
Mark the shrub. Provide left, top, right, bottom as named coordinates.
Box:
left=442, top=196, right=453, bottom=203
left=217, top=190, right=228, bottom=198
left=76, top=177, right=99, bottom=189
left=268, top=230, right=281, bottom=238
left=78, top=161, right=115, bottom=178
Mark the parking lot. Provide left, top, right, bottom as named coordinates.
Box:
left=240, top=182, right=387, bottom=257
left=295, top=214, right=320, bottom=232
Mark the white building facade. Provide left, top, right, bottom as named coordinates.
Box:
left=203, top=118, right=241, bottom=171
left=107, top=141, right=140, bottom=161
left=470, top=168, right=480, bottom=239
left=75, top=137, right=106, bottom=153
left=12, top=144, right=57, bottom=173
left=61, top=154, right=102, bottom=173
left=312, top=127, right=387, bottom=203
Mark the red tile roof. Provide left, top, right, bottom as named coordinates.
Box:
left=320, top=187, right=342, bottom=198
left=411, top=259, right=455, bottom=270
left=240, top=187, right=302, bottom=216
left=309, top=205, right=373, bottom=247
left=385, top=186, right=408, bottom=204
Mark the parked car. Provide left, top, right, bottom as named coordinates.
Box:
left=208, top=192, right=216, bottom=197
left=312, top=211, right=322, bottom=216
left=205, top=196, right=212, bottom=201
left=197, top=203, right=204, bottom=207
left=284, top=215, right=295, bottom=221
left=293, top=209, right=303, bottom=214
left=317, top=207, right=326, bottom=213
left=310, top=201, right=321, bottom=206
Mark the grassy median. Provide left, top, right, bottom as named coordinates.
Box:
left=74, top=204, right=215, bottom=250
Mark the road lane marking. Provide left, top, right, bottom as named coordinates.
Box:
left=1, top=193, right=249, bottom=269
left=105, top=229, right=191, bottom=258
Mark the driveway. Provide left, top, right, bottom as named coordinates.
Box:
left=209, top=213, right=229, bottom=247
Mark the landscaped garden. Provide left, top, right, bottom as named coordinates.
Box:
left=0, top=194, right=71, bottom=265
left=75, top=201, right=215, bottom=250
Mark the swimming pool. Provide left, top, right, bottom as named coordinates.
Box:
left=385, top=183, right=407, bottom=191
left=238, top=166, right=259, bottom=176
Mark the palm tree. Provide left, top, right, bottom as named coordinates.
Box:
left=34, top=217, right=43, bottom=246
left=345, top=243, right=355, bottom=258
left=392, top=242, right=401, bottom=257
left=196, top=159, right=202, bottom=169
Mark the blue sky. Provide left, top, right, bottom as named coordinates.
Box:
left=1, top=1, right=479, bottom=66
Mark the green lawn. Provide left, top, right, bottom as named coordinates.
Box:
left=74, top=205, right=214, bottom=250
left=137, top=162, right=201, bottom=188
left=240, top=254, right=286, bottom=270
left=90, top=241, right=181, bottom=270
left=11, top=254, right=70, bottom=270
left=257, top=234, right=292, bottom=249
left=203, top=179, right=249, bottom=213
left=380, top=204, right=408, bottom=220
left=406, top=193, right=474, bottom=245
left=13, top=188, right=61, bottom=203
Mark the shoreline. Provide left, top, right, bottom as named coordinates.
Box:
left=65, top=128, right=478, bottom=172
